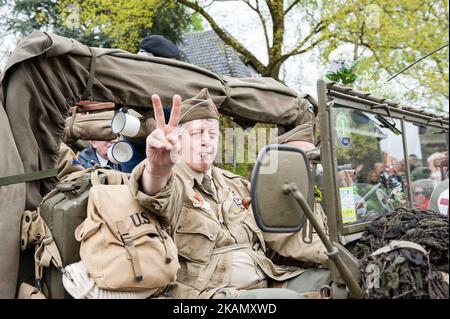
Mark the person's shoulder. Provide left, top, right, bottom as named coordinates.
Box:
left=77, top=147, right=97, bottom=167
left=77, top=146, right=94, bottom=158
left=214, top=167, right=249, bottom=184
left=172, top=162, right=196, bottom=184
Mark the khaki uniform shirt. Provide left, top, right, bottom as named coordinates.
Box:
left=129, top=161, right=328, bottom=299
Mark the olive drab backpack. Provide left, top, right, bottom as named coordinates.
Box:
left=18, top=168, right=131, bottom=298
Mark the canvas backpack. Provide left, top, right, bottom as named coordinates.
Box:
left=19, top=167, right=177, bottom=298
left=74, top=182, right=179, bottom=292
left=18, top=168, right=131, bottom=297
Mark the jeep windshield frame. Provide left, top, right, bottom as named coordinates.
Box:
left=317, top=79, right=449, bottom=245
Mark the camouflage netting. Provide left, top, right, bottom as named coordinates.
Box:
left=347, top=208, right=449, bottom=299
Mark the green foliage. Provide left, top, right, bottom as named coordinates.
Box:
left=325, top=59, right=360, bottom=85
left=319, top=0, right=449, bottom=108
left=335, top=118, right=381, bottom=179
left=219, top=162, right=252, bottom=179
left=3, top=0, right=202, bottom=50
left=179, top=0, right=448, bottom=111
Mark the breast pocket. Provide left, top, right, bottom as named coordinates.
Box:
left=241, top=212, right=266, bottom=252
left=174, top=206, right=220, bottom=264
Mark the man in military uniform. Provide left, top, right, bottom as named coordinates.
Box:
left=129, top=88, right=329, bottom=299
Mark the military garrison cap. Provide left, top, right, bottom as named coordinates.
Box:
left=179, top=88, right=220, bottom=124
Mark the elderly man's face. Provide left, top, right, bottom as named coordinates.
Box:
left=178, top=119, right=219, bottom=173
left=90, top=140, right=115, bottom=160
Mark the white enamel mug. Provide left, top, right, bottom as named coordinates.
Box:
left=111, top=110, right=141, bottom=137
left=107, top=140, right=134, bottom=164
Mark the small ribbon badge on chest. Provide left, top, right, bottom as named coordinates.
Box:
left=193, top=193, right=210, bottom=211
left=232, top=193, right=245, bottom=214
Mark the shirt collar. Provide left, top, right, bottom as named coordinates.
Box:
left=178, top=161, right=218, bottom=185
left=179, top=161, right=205, bottom=185
left=96, top=151, right=108, bottom=166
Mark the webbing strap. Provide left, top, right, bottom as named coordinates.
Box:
left=81, top=47, right=97, bottom=100
left=20, top=210, right=63, bottom=285
left=0, top=168, right=58, bottom=187
left=35, top=234, right=63, bottom=281
left=211, top=243, right=253, bottom=255
left=116, top=220, right=143, bottom=282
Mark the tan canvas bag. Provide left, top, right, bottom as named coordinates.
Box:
left=63, top=109, right=156, bottom=143
left=64, top=110, right=118, bottom=143
left=75, top=183, right=179, bottom=292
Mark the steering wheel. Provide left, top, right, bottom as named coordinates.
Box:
left=375, top=188, right=393, bottom=212
left=356, top=183, right=394, bottom=215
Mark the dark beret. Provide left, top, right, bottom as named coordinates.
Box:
left=139, top=35, right=179, bottom=58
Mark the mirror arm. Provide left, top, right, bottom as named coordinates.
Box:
left=282, top=183, right=365, bottom=299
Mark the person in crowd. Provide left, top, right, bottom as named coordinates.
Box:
left=374, top=162, right=385, bottom=176
left=394, top=161, right=406, bottom=184
left=427, top=152, right=446, bottom=186
left=367, top=170, right=379, bottom=185
left=77, top=140, right=122, bottom=171
left=412, top=179, right=434, bottom=210
left=408, top=154, right=422, bottom=173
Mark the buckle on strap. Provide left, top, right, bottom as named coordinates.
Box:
left=115, top=220, right=143, bottom=282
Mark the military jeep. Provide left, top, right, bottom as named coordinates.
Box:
left=252, top=79, right=449, bottom=298
left=0, top=32, right=448, bottom=299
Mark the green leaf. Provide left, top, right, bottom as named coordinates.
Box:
left=325, top=73, right=341, bottom=82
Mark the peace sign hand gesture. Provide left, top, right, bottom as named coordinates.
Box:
left=145, top=94, right=182, bottom=176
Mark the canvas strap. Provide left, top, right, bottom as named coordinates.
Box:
left=17, top=282, right=47, bottom=299
left=68, top=105, right=78, bottom=141
left=20, top=210, right=63, bottom=290
left=0, top=168, right=58, bottom=186
left=91, top=168, right=129, bottom=185
left=60, top=167, right=128, bottom=185
left=211, top=243, right=253, bottom=255
left=116, top=220, right=143, bottom=282
left=70, top=101, right=115, bottom=113
left=81, top=47, right=97, bottom=100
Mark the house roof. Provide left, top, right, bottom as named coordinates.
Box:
left=178, top=30, right=256, bottom=78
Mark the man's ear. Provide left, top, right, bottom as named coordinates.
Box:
left=89, top=140, right=97, bottom=149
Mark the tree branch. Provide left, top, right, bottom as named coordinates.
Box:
left=243, top=0, right=270, bottom=53
left=267, top=0, right=284, bottom=61
left=176, top=0, right=266, bottom=72
left=286, top=20, right=326, bottom=56
left=284, top=0, right=300, bottom=15
left=273, top=35, right=326, bottom=67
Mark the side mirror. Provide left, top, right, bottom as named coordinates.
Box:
left=251, top=144, right=313, bottom=233
left=251, top=145, right=365, bottom=299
